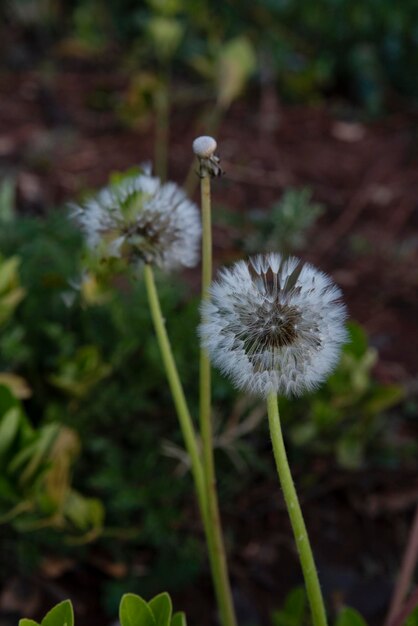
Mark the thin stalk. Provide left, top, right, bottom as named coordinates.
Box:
left=154, top=82, right=169, bottom=182
left=267, top=391, right=328, bottom=626
left=200, top=174, right=237, bottom=626
left=385, top=504, right=418, bottom=626
left=143, top=264, right=206, bottom=518
left=145, top=262, right=235, bottom=626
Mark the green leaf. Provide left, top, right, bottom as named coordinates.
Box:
left=63, top=489, right=105, bottom=532
left=0, top=177, right=15, bottom=223
left=19, top=423, right=60, bottom=486
left=216, top=37, right=256, bottom=109
left=41, top=600, right=74, bottom=626
left=344, top=322, right=368, bottom=358
left=272, top=586, right=306, bottom=626
left=0, top=384, right=19, bottom=415
left=335, top=607, right=368, bottom=626
left=290, top=421, right=317, bottom=446
left=147, top=17, right=183, bottom=61
left=170, top=612, right=187, bottom=626
left=19, top=620, right=39, bottom=626
left=336, top=436, right=364, bottom=470
left=149, top=593, right=172, bottom=626
left=0, top=256, right=20, bottom=293
left=120, top=594, right=156, bottom=626
left=0, top=407, right=21, bottom=459
left=363, top=384, right=404, bottom=415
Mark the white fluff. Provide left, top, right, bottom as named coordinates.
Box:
left=71, top=171, right=201, bottom=271
left=200, top=253, right=347, bottom=398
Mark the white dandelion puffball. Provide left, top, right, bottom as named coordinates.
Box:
left=200, top=253, right=347, bottom=398
left=192, top=136, right=217, bottom=158
left=71, top=170, right=201, bottom=271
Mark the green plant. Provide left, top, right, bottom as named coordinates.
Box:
left=194, top=140, right=236, bottom=626
left=0, top=384, right=103, bottom=536
left=272, top=588, right=370, bottom=626
left=73, top=149, right=237, bottom=626
left=0, top=253, right=30, bottom=397
left=286, top=322, right=404, bottom=469
left=215, top=188, right=324, bottom=260
left=246, top=189, right=324, bottom=256
left=271, top=586, right=307, bottom=626
left=119, top=593, right=186, bottom=626
left=0, top=254, right=25, bottom=327
left=19, top=593, right=186, bottom=626
left=334, top=607, right=367, bottom=626
left=0, top=209, right=206, bottom=594
left=0, top=176, right=15, bottom=223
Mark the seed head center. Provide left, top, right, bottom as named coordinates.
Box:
left=238, top=298, right=302, bottom=358
left=255, top=301, right=301, bottom=349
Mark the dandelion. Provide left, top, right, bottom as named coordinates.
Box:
left=201, top=251, right=348, bottom=626
left=200, top=252, right=347, bottom=398
left=71, top=169, right=201, bottom=271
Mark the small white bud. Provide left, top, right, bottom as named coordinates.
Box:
left=193, top=136, right=217, bottom=158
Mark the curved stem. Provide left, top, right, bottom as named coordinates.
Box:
left=144, top=262, right=236, bottom=626
left=143, top=264, right=206, bottom=518
left=200, top=175, right=237, bottom=626
left=267, top=391, right=328, bottom=626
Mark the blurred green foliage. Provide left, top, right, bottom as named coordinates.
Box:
left=334, top=607, right=368, bottom=626
left=283, top=322, right=404, bottom=469
left=0, top=384, right=103, bottom=536
left=245, top=188, right=325, bottom=256
left=7, top=0, right=417, bottom=112
left=0, top=255, right=25, bottom=326
left=216, top=187, right=325, bottom=259
left=0, top=210, right=204, bottom=599
left=271, top=587, right=307, bottom=626
left=271, top=587, right=369, bottom=626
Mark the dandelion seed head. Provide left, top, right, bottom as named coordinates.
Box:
left=193, top=136, right=223, bottom=178
left=71, top=170, right=201, bottom=271
left=192, top=136, right=217, bottom=158
left=200, top=253, right=347, bottom=398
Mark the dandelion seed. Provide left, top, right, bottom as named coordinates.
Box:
left=200, top=252, right=347, bottom=398
left=71, top=169, right=201, bottom=271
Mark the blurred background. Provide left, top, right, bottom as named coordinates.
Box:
left=1, top=1, right=418, bottom=625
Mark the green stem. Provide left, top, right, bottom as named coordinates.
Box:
left=143, top=264, right=206, bottom=518
left=154, top=82, right=169, bottom=182
left=144, top=262, right=235, bottom=626
left=200, top=175, right=237, bottom=626
left=266, top=391, right=328, bottom=626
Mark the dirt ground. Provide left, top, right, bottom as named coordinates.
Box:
left=1, top=64, right=418, bottom=625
